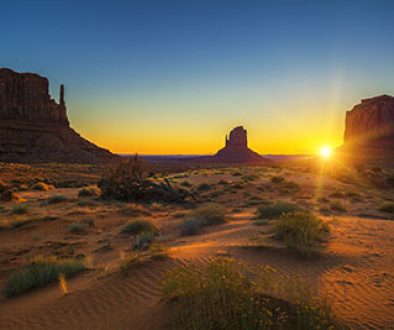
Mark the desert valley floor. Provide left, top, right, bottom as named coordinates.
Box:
left=0, top=162, right=393, bottom=329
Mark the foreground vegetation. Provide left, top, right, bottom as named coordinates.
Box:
left=4, top=256, right=85, bottom=297
left=162, top=258, right=339, bottom=330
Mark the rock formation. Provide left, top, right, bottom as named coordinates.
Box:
left=0, top=68, right=118, bottom=163
left=339, top=94, right=394, bottom=163
left=213, top=126, right=267, bottom=163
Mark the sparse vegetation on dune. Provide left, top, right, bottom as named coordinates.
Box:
left=31, top=181, right=53, bottom=191
left=44, top=194, right=71, bottom=205
left=180, top=203, right=226, bottom=235
left=257, top=202, right=298, bottom=220
left=4, top=256, right=85, bottom=297
left=11, top=203, right=29, bottom=215
left=162, top=258, right=338, bottom=330
left=121, top=219, right=158, bottom=235
left=274, top=212, right=330, bottom=253
left=99, top=156, right=195, bottom=203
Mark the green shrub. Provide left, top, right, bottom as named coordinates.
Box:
left=180, top=181, right=192, bottom=188
left=197, top=183, right=212, bottom=191
left=68, top=221, right=91, bottom=233
left=190, top=203, right=226, bottom=225
left=257, top=202, right=298, bottom=219
left=78, top=186, right=101, bottom=197
left=275, top=212, right=330, bottom=251
left=378, top=202, right=394, bottom=214
left=4, top=256, right=85, bottom=297
left=180, top=203, right=226, bottom=235
left=121, top=219, right=157, bottom=235
left=11, top=204, right=29, bottom=215
left=162, top=258, right=337, bottom=330
left=45, top=195, right=71, bottom=205
left=133, top=231, right=156, bottom=250
left=180, top=218, right=207, bottom=235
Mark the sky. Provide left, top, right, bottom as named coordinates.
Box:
left=1, top=0, right=394, bottom=155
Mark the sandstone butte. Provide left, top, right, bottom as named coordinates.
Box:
left=0, top=68, right=118, bottom=163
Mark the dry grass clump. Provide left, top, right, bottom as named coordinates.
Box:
left=4, top=256, right=85, bottom=297
left=68, top=219, right=95, bottom=233
left=162, top=258, right=338, bottom=330
left=121, top=219, right=158, bottom=235
left=257, top=202, right=298, bottom=220
left=11, top=204, right=29, bottom=215
left=180, top=203, right=226, bottom=235
left=274, top=212, right=330, bottom=253
left=44, top=194, right=71, bottom=205
left=78, top=186, right=101, bottom=198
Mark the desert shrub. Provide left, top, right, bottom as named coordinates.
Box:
left=11, top=204, right=29, bottom=215
left=68, top=219, right=94, bottom=233
left=275, top=212, right=330, bottom=252
left=180, top=203, right=226, bottom=235
left=1, top=190, right=20, bottom=202
left=78, top=186, right=101, bottom=198
left=180, top=181, right=192, bottom=188
left=99, top=156, right=192, bottom=203
left=121, top=219, right=157, bottom=235
left=330, top=201, right=346, bottom=212
left=180, top=218, right=207, bottom=235
left=190, top=203, right=226, bottom=225
left=257, top=202, right=298, bottom=219
left=4, top=256, right=85, bottom=297
left=242, top=175, right=258, bottom=182
left=283, top=181, right=301, bottom=193
left=270, top=176, right=285, bottom=184
left=133, top=231, right=156, bottom=250
left=162, top=258, right=337, bottom=330
left=254, top=219, right=270, bottom=226
left=197, top=183, right=212, bottom=191
left=44, top=194, right=71, bottom=205
left=378, top=203, right=394, bottom=214
left=31, top=182, right=52, bottom=191
left=232, top=172, right=242, bottom=177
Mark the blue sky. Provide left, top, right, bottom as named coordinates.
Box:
left=1, top=0, right=394, bottom=154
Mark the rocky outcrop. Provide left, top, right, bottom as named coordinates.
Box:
left=339, top=95, right=394, bottom=164
left=213, top=126, right=267, bottom=163
left=0, top=68, right=118, bottom=163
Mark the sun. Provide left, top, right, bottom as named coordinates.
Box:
left=319, top=146, right=332, bottom=159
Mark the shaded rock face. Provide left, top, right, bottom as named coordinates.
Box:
left=0, top=68, right=118, bottom=163
left=339, top=95, right=394, bottom=164
left=214, top=126, right=267, bottom=163
left=344, top=95, right=394, bottom=148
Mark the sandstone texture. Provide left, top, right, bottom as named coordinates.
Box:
left=0, top=68, right=118, bottom=163
left=340, top=94, right=394, bottom=163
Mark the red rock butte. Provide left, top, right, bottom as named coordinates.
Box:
left=213, top=126, right=268, bottom=163
left=0, top=68, right=118, bottom=163
left=339, top=94, right=394, bottom=164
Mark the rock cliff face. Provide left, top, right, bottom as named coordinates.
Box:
left=0, top=68, right=118, bottom=163
left=339, top=95, right=394, bottom=164
left=214, top=126, right=267, bottom=163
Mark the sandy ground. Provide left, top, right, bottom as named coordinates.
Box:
left=0, top=164, right=393, bottom=329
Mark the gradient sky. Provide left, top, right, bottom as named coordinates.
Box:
left=2, top=0, right=394, bottom=155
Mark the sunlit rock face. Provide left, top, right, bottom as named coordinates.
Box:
left=214, top=126, right=267, bottom=163
left=340, top=95, right=394, bottom=164
left=0, top=68, right=118, bottom=163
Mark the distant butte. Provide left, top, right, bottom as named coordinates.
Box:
left=338, top=94, right=394, bottom=163
left=0, top=68, right=119, bottom=163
